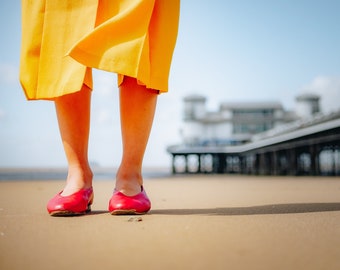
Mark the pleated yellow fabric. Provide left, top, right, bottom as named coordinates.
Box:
left=19, top=0, right=180, bottom=100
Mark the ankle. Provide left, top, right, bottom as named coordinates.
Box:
left=115, top=169, right=143, bottom=196
left=61, top=165, right=93, bottom=196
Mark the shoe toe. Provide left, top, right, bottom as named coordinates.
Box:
left=108, top=187, right=151, bottom=215
left=47, top=188, right=93, bottom=216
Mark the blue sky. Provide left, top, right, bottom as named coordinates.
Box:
left=1, top=0, right=340, bottom=168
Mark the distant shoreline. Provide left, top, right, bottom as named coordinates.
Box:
left=0, top=167, right=173, bottom=181
left=2, top=167, right=338, bottom=181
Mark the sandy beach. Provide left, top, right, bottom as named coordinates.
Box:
left=1, top=175, right=340, bottom=270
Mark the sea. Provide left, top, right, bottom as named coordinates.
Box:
left=0, top=167, right=173, bottom=181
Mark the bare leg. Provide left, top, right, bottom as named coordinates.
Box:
left=55, top=84, right=93, bottom=196
left=116, top=76, right=158, bottom=196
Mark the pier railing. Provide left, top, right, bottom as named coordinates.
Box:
left=168, top=117, right=340, bottom=176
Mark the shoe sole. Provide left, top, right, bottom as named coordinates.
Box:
left=110, top=209, right=147, bottom=215
left=49, top=206, right=91, bottom=217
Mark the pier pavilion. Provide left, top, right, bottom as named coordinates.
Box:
left=167, top=95, right=340, bottom=176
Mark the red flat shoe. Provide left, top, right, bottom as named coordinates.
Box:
left=47, top=187, right=94, bottom=216
left=108, top=186, right=151, bottom=215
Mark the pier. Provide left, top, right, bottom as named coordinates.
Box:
left=168, top=115, right=340, bottom=176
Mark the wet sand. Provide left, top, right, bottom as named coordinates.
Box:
left=1, top=175, right=340, bottom=270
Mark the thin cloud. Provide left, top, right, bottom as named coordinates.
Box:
left=0, top=108, right=5, bottom=120
left=301, top=75, right=340, bottom=113
left=93, top=70, right=117, bottom=97
left=95, top=109, right=115, bottom=125
left=0, top=62, right=18, bottom=85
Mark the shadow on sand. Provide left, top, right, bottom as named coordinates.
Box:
left=149, top=202, right=340, bottom=216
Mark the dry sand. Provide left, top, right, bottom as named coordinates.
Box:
left=1, top=175, right=340, bottom=270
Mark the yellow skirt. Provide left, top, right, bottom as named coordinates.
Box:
left=19, top=0, right=180, bottom=100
